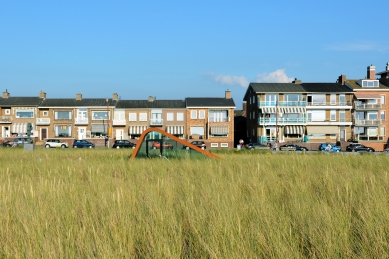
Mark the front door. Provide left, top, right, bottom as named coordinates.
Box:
left=116, top=129, right=124, bottom=140
left=78, top=127, right=86, bottom=139
left=340, top=130, right=345, bottom=141
left=2, top=126, right=10, bottom=137
left=41, top=128, right=47, bottom=140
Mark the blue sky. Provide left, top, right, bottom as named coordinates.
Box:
left=1, top=1, right=388, bottom=108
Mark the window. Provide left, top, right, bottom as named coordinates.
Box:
left=339, top=94, right=346, bottom=105
left=167, top=113, right=174, bottom=121
left=368, top=127, right=378, bottom=136
left=114, top=110, right=125, bottom=120
left=55, top=125, right=71, bottom=137
left=220, top=143, right=228, bottom=148
left=92, top=111, right=108, bottom=120
left=361, top=80, right=379, bottom=87
left=380, top=126, right=385, bottom=136
left=330, top=110, right=336, bottom=121
left=209, top=110, right=228, bottom=122
left=190, top=126, right=204, bottom=136
left=340, top=110, right=345, bottom=122
left=129, top=113, right=137, bottom=121
left=139, top=113, right=147, bottom=121
left=199, top=110, right=205, bottom=119
left=177, top=113, right=184, bottom=121
left=311, top=110, right=326, bottom=121
left=77, top=108, right=87, bottom=119
left=43, top=111, right=48, bottom=116
left=310, top=94, right=326, bottom=105
left=381, top=95, right=386, bottom=104
left=55, top=111, right=72, bottom=120
left=211, top=143, right=219, bottom=148
left=191, top=110, right=197, bottom=119
left=5, top=109, right=10, bottom=115
left=330, top=94, right=336, bottom=105
left=16, top=109, right=34, bottom=118
left=381, top=111, right=386, bottom=120
left=367, top=112, right=378, bottom=120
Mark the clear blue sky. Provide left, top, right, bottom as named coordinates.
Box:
left=1, top=1, right=388, bottom=108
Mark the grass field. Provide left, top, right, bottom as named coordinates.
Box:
left=0, top=148, right=388, bottom=258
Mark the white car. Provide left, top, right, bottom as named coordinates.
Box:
left=44, top=139, right=69, bottom=148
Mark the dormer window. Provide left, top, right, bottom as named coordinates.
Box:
left=360, top=80, right=379, bottom=87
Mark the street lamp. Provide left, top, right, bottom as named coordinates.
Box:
left=106, top=98, right=110, bottom=148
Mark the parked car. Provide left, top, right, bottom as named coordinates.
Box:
left=245, top=142, right=269, bottom=150
left=183, top=141, right=206, bottom=150
left=346, top=143, right=375, bottom=152
left=279, top=144, right=308, bottom=151
left=73, top=139, right=95, bottom=148
left=319, top=143, right=341, bottom=152
left=2, top=138, right=31, bottom=147
left=112, top=140, right=136, bottom=149
left=152, top=141, right=173, bottom=149
left=44, top=139, right=69, bottom=148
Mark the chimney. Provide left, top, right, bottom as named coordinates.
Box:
left=148, top=96, right=154, bottom=102
left=112, top=93, right=118, bottom=101
left=2, top=90, right=9, bottom=98
left=76, top=93, right=82, bottom=100
left=225, top=89, right=231, bottom=99
left=386, top=62, right=389, bottom=71
left=242, top=101, right=247, bottom=117
left=367, top=65, right=376, bottom=79
left=39, top=90, right=46, bottom=99
left=337, top=75, right=346, bottom=85
left=292, top=78, right=302, bottom=84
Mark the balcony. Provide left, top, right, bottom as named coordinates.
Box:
left=0, top=116, right=11, bottom=123
left=36, top=118, right=50, bottom=125
left=74, top=118, right=89, bottom=125
left=258, top=118, right=306, bottom=125
left=354, top=103, right=381, bottom=110
left=209, top=117, right=229, bottom=122
left=150, top=119, right=163, bottom=126
left=112, top=119, right=126, bottom=126
left=354, top=119, right=382, bottom=126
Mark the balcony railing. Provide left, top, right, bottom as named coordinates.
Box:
left=150, top=119, right=163, bottom=126
left=354, top=103, right=381, bottom=110
left=209, top=117, right=229, bottom=122
left=36, top=118, right=50, bottom=125
left=74, top=118, right=89, bottom=125
left=258, top=101, right=306, bottom=107
left=354, top=135, right=385, bottom=141
left=112, top=119, right=126, bottom=126
left=354, top=119, right=382, bottom=126
left=0, top=116, right=11, bottom=123
left=258, top=118, right=306, bottom=125
left=307, top=102, right=352, bottom=106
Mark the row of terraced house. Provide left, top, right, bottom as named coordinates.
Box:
left=243, top=63, right=389, bottom=151
left=0, top=90, right=236, bottom=148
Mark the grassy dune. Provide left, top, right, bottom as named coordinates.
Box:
left=0, top=149, right=388, bottom=258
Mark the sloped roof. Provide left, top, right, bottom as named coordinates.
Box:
left=345, top=80, right=389, bottom=90
left=116, top=100, right=186, bottom=109
left=39, top=98, right=117, bottom=107
left=249, top=83, right=305, bottom=93
left=0, top=97, right=43, bottom=106
left=185, top=97, right=235, bottom=107
left=301, top=83, right=353, bottom=93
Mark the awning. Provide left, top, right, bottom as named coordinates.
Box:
left=12, top=123, right=34, bottom=134
left=307, top=126, right=338, bottom=134
left=91, top=124, right=107, bottom=133
left=128, top=125, right=148, bottom=135
left=166, top=126, right=184, bottom=134
left=284, top=126, right=304, bottom=135
left=282, top=107, right=306, bottom=114
left=210, top=126, right=229, bottom=134
left=262, top=107, right=276, bottom=113
left=354, top=93, right=381, bottom=99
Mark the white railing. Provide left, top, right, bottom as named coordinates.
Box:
left=36, top=118, right=50, bottom=125
left=75, top=118, right=89, bottom=125
left=0, top=116, right=11, bottom=123
left=112, top=119, right=126, bottom=125
left=150, top=119, right=163, bottom=126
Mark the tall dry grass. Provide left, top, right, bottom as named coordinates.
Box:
left=0, top=148, right=388, bottom=258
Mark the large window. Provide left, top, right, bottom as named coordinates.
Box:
left=139, top=113, right=147, bottom=121
left=16, top=109, right=34, bottom=118
left=310, top=94, right=326, bottom=105
left=77, top=108, right=87, bottom=119
left=367, top=112, right=378, bottom=120
left=92, top=111, right=108, bottom=120
left=191, top=110, right=197, bottom=119
left=310, top=110, right=326, bottom=121
left=265, top=94, right=278, bottom=106
left=177, top=113, right=184, bottom=121
left=190, top=126, right=204, bottom=136
left=209, top=110, right=228, bottom=122
left=129, top=113, right=137, bottom=121
left=167, top=113, right=174, bottom=121
left=55, top=125, right=71, bottom=137
left=55, top=111, right=72, bottom=120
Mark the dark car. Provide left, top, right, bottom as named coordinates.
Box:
left=183, top=141, right=206, bottom=150
left=2, top=138, right=30, bottom=147
left=279, top=144, right=308, bottom=151
left=73, top=139, right=95, bottom=148
left=346, top=143, right=375, bottom=152
left=112, top=140, right=136, bottom=149
left=245, top=142, right=269, bottom=150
